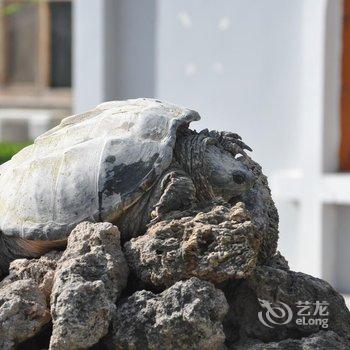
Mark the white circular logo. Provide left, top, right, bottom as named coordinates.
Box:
left=258, top=298, right=293, bottom=328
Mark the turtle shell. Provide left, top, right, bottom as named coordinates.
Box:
left=0, top=99, right=200, bottom=240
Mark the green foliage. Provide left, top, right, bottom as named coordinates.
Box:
left=2, top=0, right=41, bottom=16
left=0, top=141, right=32, bottom=164
left=3, top=3, right=22, bottom=16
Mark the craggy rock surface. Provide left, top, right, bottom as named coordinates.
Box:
left=0, top=213, right=348, bottom=350
left=110, top=277, right=228, bottom=350
left=240, top=157, right=279, bottom=264
left=0, top=215, right=348, bottom=349
left=0, top=279, right=50, bottom=349
left=239, top=331, right=350, bottom=350
left=125, top=201, right=261, bottom=288
left=263, top=251, right=290, bottom=271
left=0, top=251, right=62, bottom=301
left=224, top=264, right=350, bottom=346
left=49, top=222, right=128, bottom=350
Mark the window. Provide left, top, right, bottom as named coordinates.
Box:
left=50, top=1, right=72, bottom=88
left=0, top=0, right=72, bottom=108
left=6, top=1, right=39, bottom=85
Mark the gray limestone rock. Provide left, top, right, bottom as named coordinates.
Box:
left=237, top=331, right=350, bottom=350
left=264, top=251, right=290, bottom=271
left=240, top=157, right=279, bottom=264
left=0, top=279, right=51, bottom=350
left=49, top=222, right=128, bottom=350
left=125, top=201, right=261, bottom=288
left=223, top=264, right=350, bottom=347
left=110, top=277, right=228, bottom=350
left=0, top=251, right=62, bottom=302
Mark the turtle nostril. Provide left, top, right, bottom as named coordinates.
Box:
left=232, top=171, right=246, bottom=184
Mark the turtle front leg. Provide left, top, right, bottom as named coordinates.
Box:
left=0, top=233, right=66, bottom=277
left=151, top=171, right=196, bottom=223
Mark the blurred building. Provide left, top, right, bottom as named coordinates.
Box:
left=0, top=0, right=349, bottom=298
left=0, top=0, right=72, bottom=141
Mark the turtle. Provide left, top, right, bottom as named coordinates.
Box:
left=0, top=98, right=256, bottom=275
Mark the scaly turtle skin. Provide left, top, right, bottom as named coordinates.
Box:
left=0, top=98, right=255, bottom=274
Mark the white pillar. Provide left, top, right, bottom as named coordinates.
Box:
left=73, top=0, right=106, bottom=113
left=272, top=0, right=343, bottom=280
left=295, top=0, right=328, bottom=276
left=73, top=0, right=156, bottom=114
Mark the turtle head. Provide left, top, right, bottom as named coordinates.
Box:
left=202, top=137, right=255, bottom=201
left=175, top=129, right=255, bottom=202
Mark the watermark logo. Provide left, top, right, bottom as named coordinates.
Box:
left=258, top=299, right=293, bottom=328
left=258, top=299, right=329, bottom=329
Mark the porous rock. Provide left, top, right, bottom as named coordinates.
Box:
left=125, top=201, right=261, bottom=288
left=0, top=251, right=62, bottom=301
left=241, top=157, right=279, bottom=264
left=238, top=331, right=350, bottom=350
left=224, top=264, right=350, bottom=346
left=0, top=279, right=50, bottom=350
left=49, top=222, right=128, bottom=350
left=110, top=277, right=228, bottom=350
left=264, top=251, right=290, bottom=271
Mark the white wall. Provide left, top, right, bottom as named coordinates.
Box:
left=156, top=0, right=305, bottom=175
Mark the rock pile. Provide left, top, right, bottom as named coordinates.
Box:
left=125, top=202, right=260, bottom=287
left=49, top=222, right=128, bottom=350
left=0, top=187, right=349, bottom=349
left=110, top=277, right=228, bottom=350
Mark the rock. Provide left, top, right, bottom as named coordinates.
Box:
left=238, top=331, right=350, bottom=349
left=110, top=277, right=228, bottom=350
left=49, top=222, right=128, bottom=350
left=125, top=201, right=261, bottom=288
left=0, top=279, right=51, bottom=350
left=264, top=251, right=290, bottom=271
left=224, top=264, right=350, bottom=346
left=240, top=157, right=279, bottom=264
left=0, top=251, right=62, bottom=301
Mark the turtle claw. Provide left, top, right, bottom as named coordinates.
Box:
left=205, top=130, right=252, bottom=157
left=236, top=140, right=253, bottom=152
left=221, top=131, right=242, bottom=140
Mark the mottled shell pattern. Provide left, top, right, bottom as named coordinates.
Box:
left=0, top=99, right=200, bottom=240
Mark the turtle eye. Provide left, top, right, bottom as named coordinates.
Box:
left=232, top=171, right=246, bottom=184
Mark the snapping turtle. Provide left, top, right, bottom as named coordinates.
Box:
left=0, top=98, right=255, bottom=274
